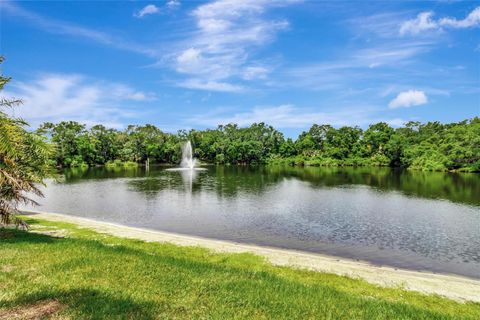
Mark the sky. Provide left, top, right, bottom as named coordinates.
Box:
left=1, top=0, right=479, bottom=137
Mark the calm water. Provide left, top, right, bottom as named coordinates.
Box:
left=27, top=166, right=480, bottom=278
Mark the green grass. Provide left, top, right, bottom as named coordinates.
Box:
left=1, top=218, right=479, bottom=319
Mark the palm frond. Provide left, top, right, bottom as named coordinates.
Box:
left=0, top=58, right=53, bottom=227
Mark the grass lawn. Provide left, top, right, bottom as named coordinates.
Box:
left=1, top=217, right=479, bottom=319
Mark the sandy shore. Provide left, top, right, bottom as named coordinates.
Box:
left=21, top=210, right=480, bottom=303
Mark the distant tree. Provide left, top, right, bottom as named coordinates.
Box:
left=363, top=122, right=394, bottom=156
left=308, top=124, right=333, bottom=151
left=295, top=132, right=316, bottom=156
left=39, top=121, right=86, bottom=167
left=90, top=125, right=120, bottom=164
left=334, top=127, right=363, bottom=159
left=279, top=138, right=297, bottom=157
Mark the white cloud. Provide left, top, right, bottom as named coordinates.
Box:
left=187, top=104, right=407, bottom=128
left=349, top=11, right=411, bottom=39
left=176, top=48, right=204, bottom=73
left=400, top=7, right=480, bottom=35
left=169, top=0, right=298, bottom=91
left=242, top=66, right=269, bottom=80
left=109, top=84, right=156, bottom=101
left=177, top=79, right=244, bottom=92
left=400, top=12, right=438, bottom=35
left=5, top=74, right=154, bottom=128
left=352, top=42, right=431, bottom=67
left=134, top=4, right=160, bottom=18
left=166, top=0, right=181, bottom=10
left=388, top=90, right=428, bottom=109
left=440, top=7, right=480, bottom=28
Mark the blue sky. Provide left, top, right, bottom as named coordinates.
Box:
left=1, top=0, right=479, bottom=137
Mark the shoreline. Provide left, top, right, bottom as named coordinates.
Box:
left=21, top=210, right=480, bottom=303
left=61, top=162, right=480, bottom=173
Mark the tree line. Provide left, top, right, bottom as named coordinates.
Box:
left=38, top=118, right=480, bottom=172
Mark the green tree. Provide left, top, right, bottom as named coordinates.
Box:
left=279, top=138, right=297, bottom=157
left=39, top=121, right=86, bottom=167
left=308, top=124, right=333, bottom=151
left=295, top=132, right=316, bottom=156
left=324, top=126, right=363, bottom=160
left=90, top=125, right=120, bottom=164
left=363, top=122, right=394, bottom=156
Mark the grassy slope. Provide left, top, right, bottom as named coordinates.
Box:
left=1, top=217, right=479, bottom=320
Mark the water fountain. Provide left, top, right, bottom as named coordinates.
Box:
left=165, top=141, right=205, bottom=191
left=180, top=141, right=196, bottom=170
left=166, top=141, right=205, bottom=172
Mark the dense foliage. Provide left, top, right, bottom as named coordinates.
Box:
left=39, top=119, right=480, bottom=172
left=276, top=120, right=480, bottom=172
left=0, top=57, right=53, bottom=226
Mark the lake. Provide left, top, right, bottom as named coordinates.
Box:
left=27, top=165, right=480, bottom=279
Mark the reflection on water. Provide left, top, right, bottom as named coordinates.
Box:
left=175, top=168, right=202, bottom=193
left=29, top=165, right=480, bottom=278
left=63, top=165, right=480, bottom=206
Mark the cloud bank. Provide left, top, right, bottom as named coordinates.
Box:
left=5, top=74, right=154, bottom=128
left=172, top=0, right=299, bottom=92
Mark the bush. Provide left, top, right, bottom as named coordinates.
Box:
left=457, top=160, right=480, bottom=173
left=69, top=155, right=88, bottom=168
left=123, top=161, right=138, bottom=168
left=410, top=156, right=447, bottom=172
left=468, top=160, right=480, bottom=172
left=105, top=159, right=124, bottom=167
left=105, top=160, right=138, bottom=169
left=215, top=153, right=225, bottom=164
left=370, top=153, right=390, bottom=167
